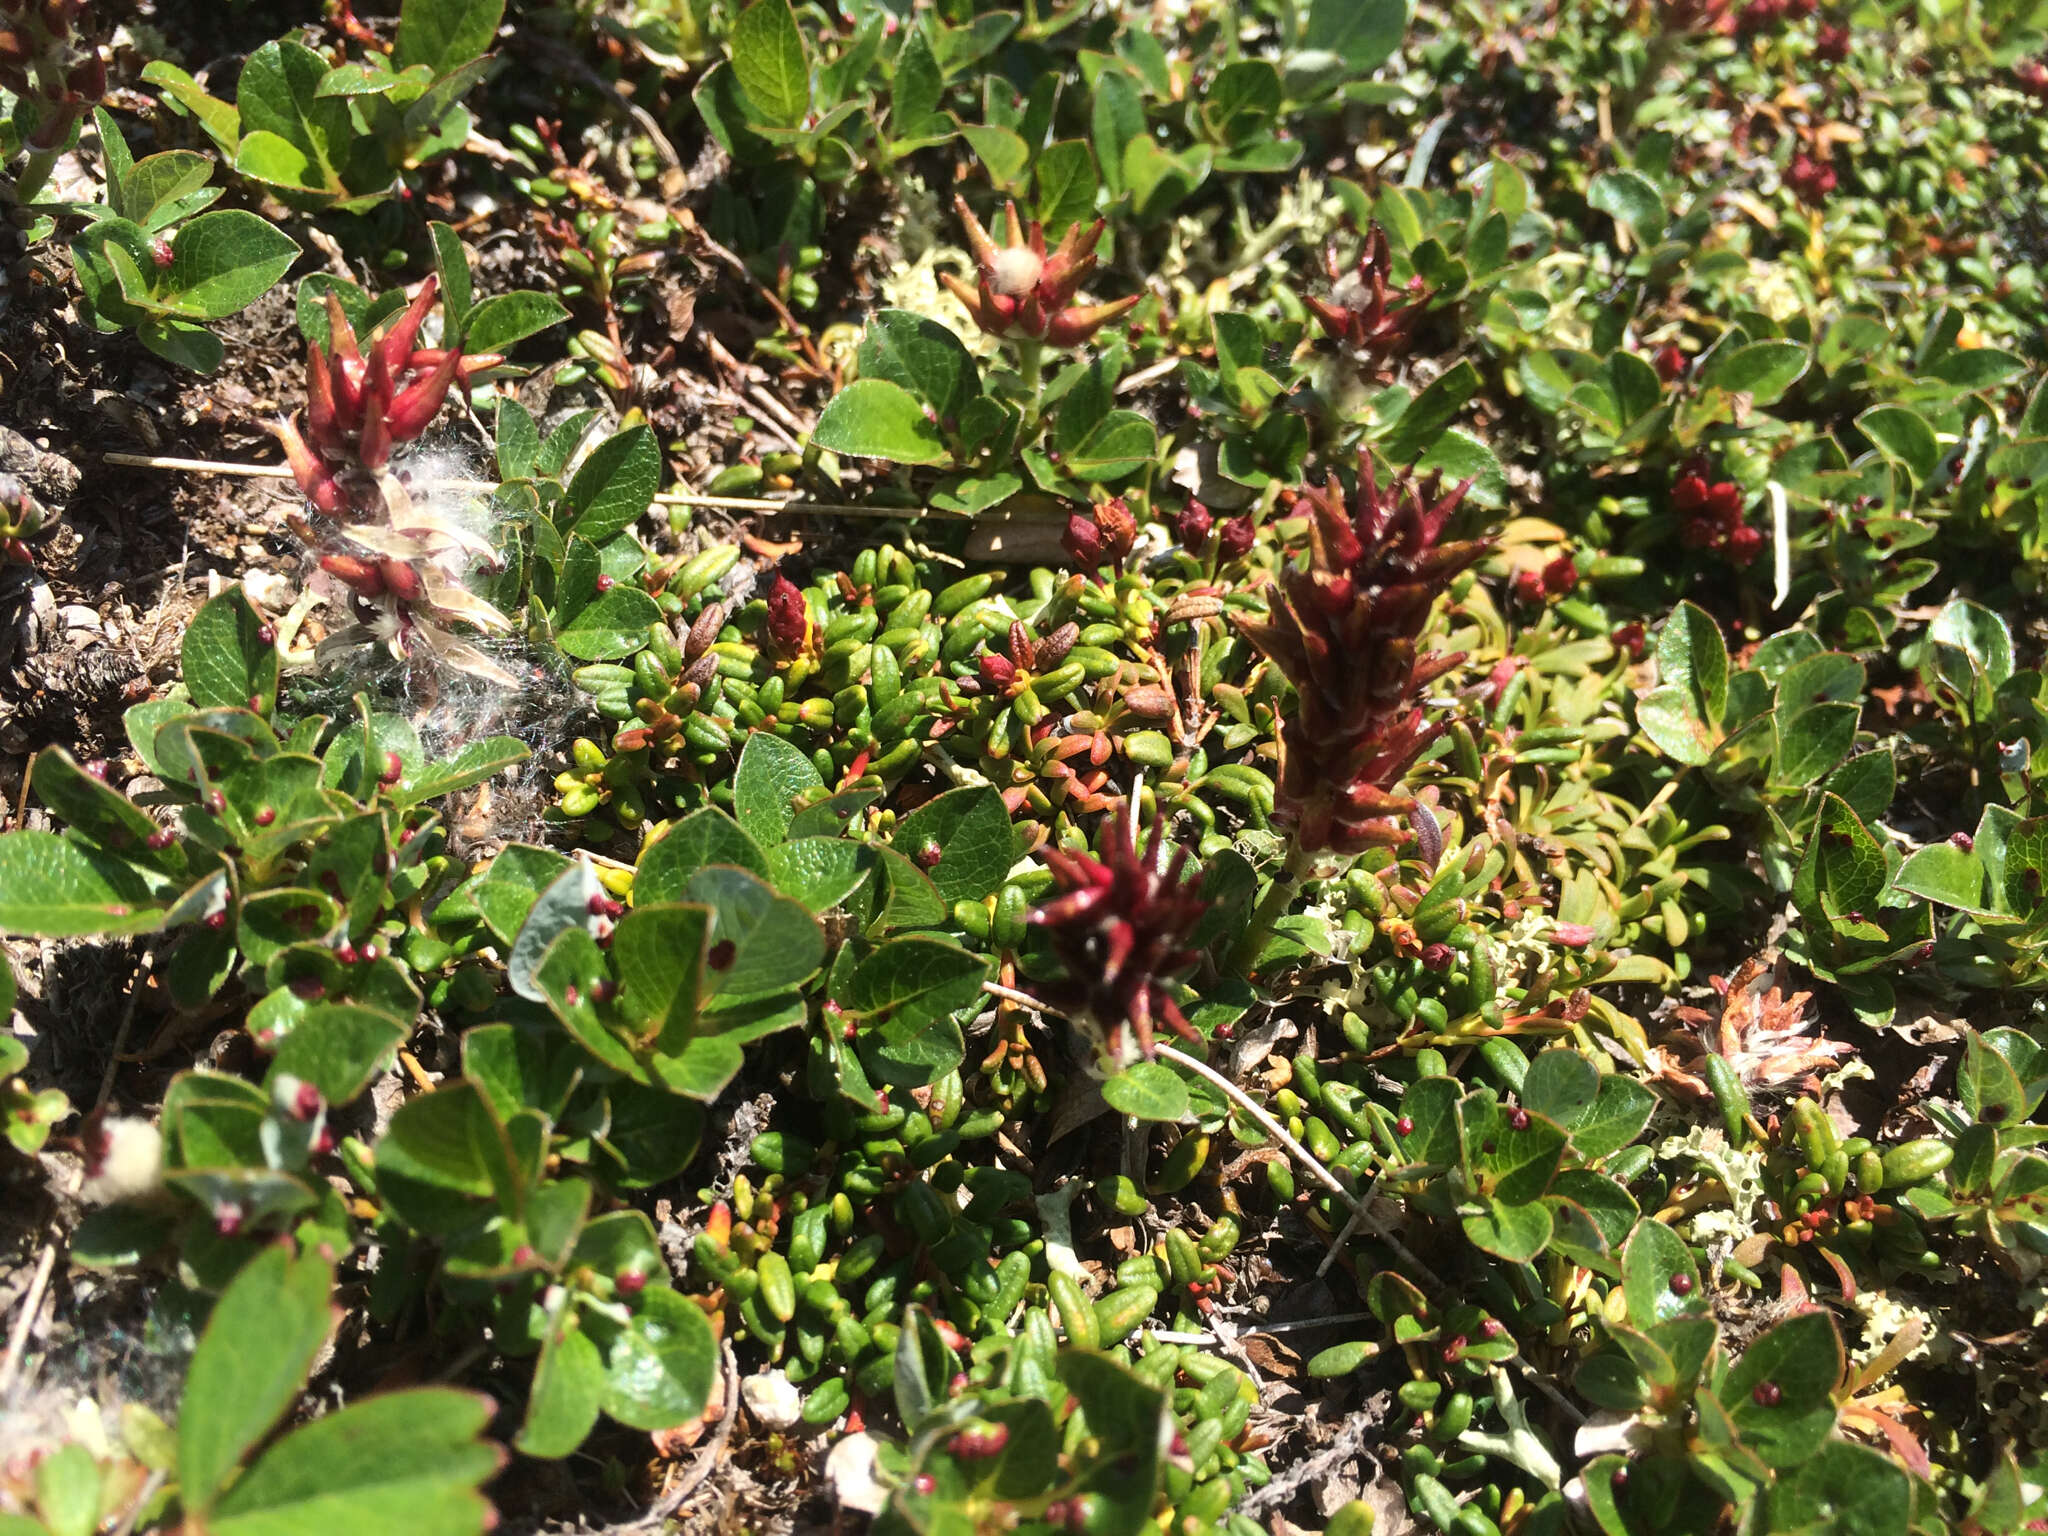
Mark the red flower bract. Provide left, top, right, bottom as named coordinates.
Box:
left=1026, top=809, right=1208, bottom=1062
left=277, top=275, right=503, bottom=515
left=1786, top=152, right=1837, bottom=208
left=1233, top=451, right=1486, bottom=855
left=941, top=195, right=1140, bottom=347
left=1671, top=455, right=1757, bottom=565
left=1304, top=223, right=1430, bottom=375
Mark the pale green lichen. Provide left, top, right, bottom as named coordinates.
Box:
left=1847, top=1289, right=1944, bottom=1370
left=1657, top=1122, right=1771, bottom=1262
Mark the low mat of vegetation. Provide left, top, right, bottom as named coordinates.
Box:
left=2, top=0, right=2047, bottom=1532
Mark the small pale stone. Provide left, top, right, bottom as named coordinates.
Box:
left=740, top=1369, right=802, bottom=1429
left=244, top=570, right=295, bottom=612
left=825, top=1431, right=887, bottom=1513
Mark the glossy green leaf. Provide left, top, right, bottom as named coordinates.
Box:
left=812, top=378, right=950, bottom=465
left=1100, top=1061, right=1191, bottom=1123
left=394, top=0, right=505, bottom=72
left=1520, top=1048, right=1598, bottom=1127
left=1381, top=360, right=1479, bottom=463
left=1301, top=0, right=1408, bottom=72
left=1701, top=339, right=1808, bottom=405
left=1857, top=404, right=1940, bottom=483
left=396, top=736, right=531, bottom=807
left=728, top=0, right=810, bottom=128
left=847, top=937, right=989, bottom=1086
left=856, top=309, right=980, bottom=423
left=1064, top=410, right=1158, bottom=481
left=1794, top=792, right=1889, bottom=926
left=891, top=786, right=1015, bottom=904
left=683, top=865, right=824, bottom=1003
left=1930, top=597, right=2015, bottom=691
left=1621, top=1219, right=1706, bottom=1330
left=1034, top=139, right=1098, bottom=232
left=1462, top=1195, right=1552, bottom=1262
left=518, top=1308, right=604, bottom=1459
left=1588, top=170, right=1665, bottom=240
left=184, top=587, right=279, bottom=713
left=601, top=1286, right=718, bottom=1430
left=269, top=1003, right=409, bottom=1106
left=1765, top=1439, right=1910, bottom=1536
left=765, top=837, right=870, bottom=913
left=209, top=1387, right=500, bottom=1536
left=554, top=585, right=663, bottom=660
left=1891, top=840, right=1986, bottom=911
left=1961, top=1028, right=2026, bottom=1125
left=562, top=425, right=659, bottom=544
left=463, top=290, right=570, bottom=354
left=733, top=732, right=825, bottom=847
left=636, top=808, right=773, bottom=900
left=1717, top=1309, right=1843, bottom=1468
left=1569, top=1076, right=1656, bottom=1161
left=233, top=41, right=353, bottom=196
left=0, top=831, right=159, bottom=937
left=610, top=904, right=711, bottom=1041
left=1772, top=702, right=1858, bottom=787
left=179, top=1245, right=336, bottom=1513
left=159, top=211, right=299, bottom=319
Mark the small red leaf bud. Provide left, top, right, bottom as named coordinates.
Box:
left=978, top=650, right=1018, bottom=689
left=766, top=573, right=808, bottom=653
